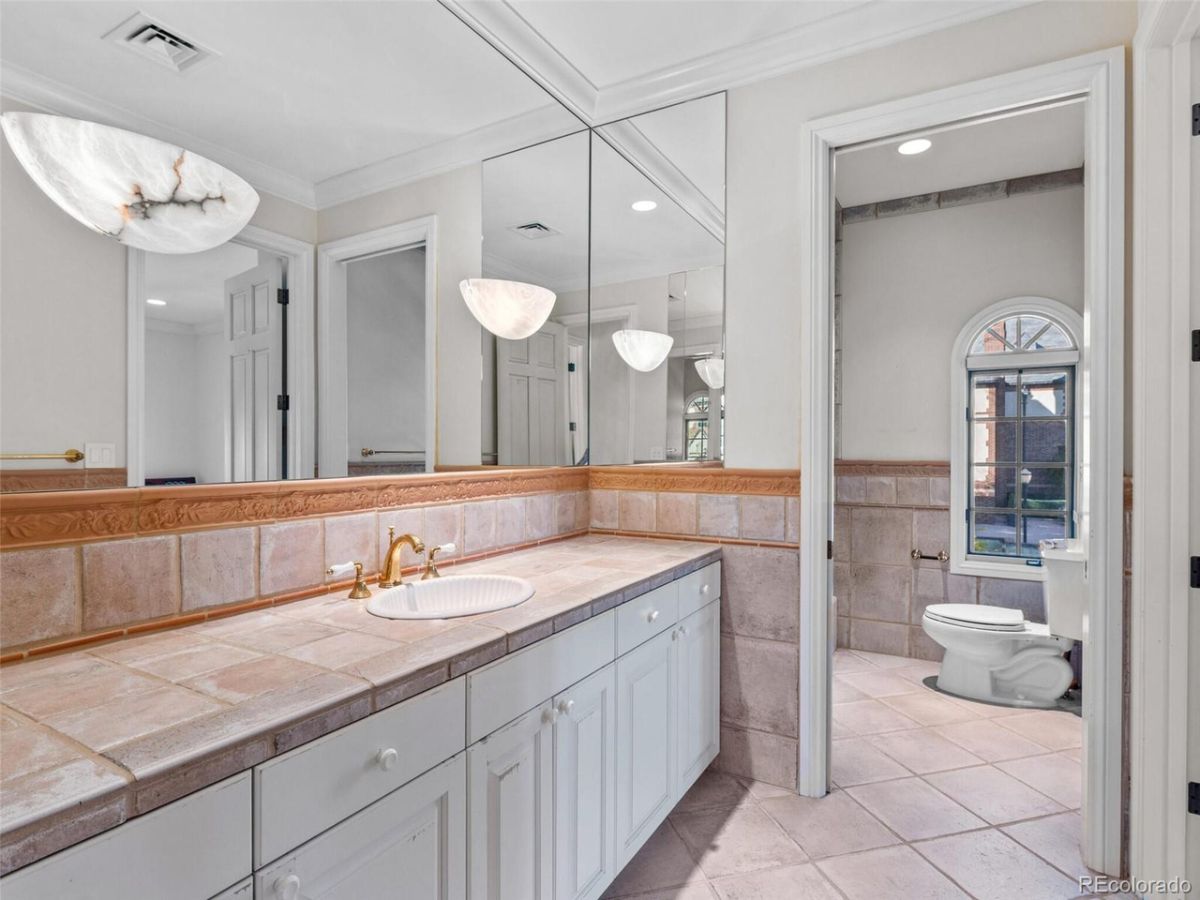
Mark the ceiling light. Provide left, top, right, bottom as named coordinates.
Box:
left=694, top=357, right=725, bottom=390
left=612, top=329, right=673, bottom=372
left=631, top=200, right=657, bottom=212
left=146, top=298, right=167, bottom=306
left=459, top=278, right=556, bottom=340
left=897, top=138, right=932, bottom=155
left=0, top=112, right=259, bottom=254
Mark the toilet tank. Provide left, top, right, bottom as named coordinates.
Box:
left=1040, top=538, right=1086, bottom=641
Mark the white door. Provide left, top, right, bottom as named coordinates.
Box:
left=675, top=602, right=720, bottom=791
left=224, top=259, right=282, bottom=482
left=255, top=753, right=466, bottom=900
left=497, top=322, right=568, bottom=466
left=553, top=664, right=616, bottom=900
left=468, top=703, right=554, bottom=900
left=614, top=627, right=677, bottom=866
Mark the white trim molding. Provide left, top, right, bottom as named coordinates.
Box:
left=316, top=217, right=438, bottom=477
left=1129, top=1, right=1200, bottom=894
left=798, top=49, right=1126, bottom=877
left=948, top=297, right=1083, bottom=583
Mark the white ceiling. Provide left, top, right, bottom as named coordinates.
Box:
left=835, top=100, right=1085, bottom=207
left=144, top=241, right=260, bottom=326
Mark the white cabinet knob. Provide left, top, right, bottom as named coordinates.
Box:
left=557, top=699, right=575, bottom=716
left=701, top=583, right=710, bottom=595
left=679, top=625, right=689, bottom=637
left=671, top=628, right=679, bottom=641
left=275, top=874, right=301, bottom=900
left=377, top=748, right=399, bottom=771
left=542, top=706, right=558, bottom=725
left=646, top=609, right=660, bottom=623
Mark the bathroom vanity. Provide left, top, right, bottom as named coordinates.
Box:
left=0, top=541, right=721, bottom=900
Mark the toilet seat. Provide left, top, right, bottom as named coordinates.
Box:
left=924, top=603, right=1027, bottom=632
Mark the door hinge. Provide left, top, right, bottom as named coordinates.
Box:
left=827, top=540, right=834, bottom=561
left=277, top=288, right=289, bottom=306
left=1189, top=781, right=1200, bottom=815
left=567, top=361, right=576, bottom=372
left=1191, top=556, right=1200, bottom=589
left=1193, top=102, right=1200, bottom=137
left=568, top=422, right=576, bottom=432
left=1192, top=329, right=1199, bottom=362
left=276, top=394, right=290, bottom=412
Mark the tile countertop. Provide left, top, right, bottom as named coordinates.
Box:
left=0, top=535, right=720, bottom=875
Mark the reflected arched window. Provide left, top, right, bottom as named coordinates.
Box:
left=684, top=391, right=723, bottom=461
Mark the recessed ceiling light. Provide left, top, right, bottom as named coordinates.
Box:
left=631, top=200, right=657, bottom=212
left=897, top=138, right=932, bottom=155
left=146, top=298, right=167, bottom=306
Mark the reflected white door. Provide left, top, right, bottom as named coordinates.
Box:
left=223, top=260, right=281, bottom=482
left=497, top=322, right=568, bottom=466
left=1188, top=35, right=1200, bottom=889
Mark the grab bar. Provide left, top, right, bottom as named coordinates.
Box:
left=911, top=548, right=949, bottom=562
left=361, top=448, right=421, bottom=457
left=1, top=448, right=85, bottom=463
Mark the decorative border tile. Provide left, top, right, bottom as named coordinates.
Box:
left=589, top=466, right=800, bottom=496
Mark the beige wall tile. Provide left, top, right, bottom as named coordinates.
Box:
left=833, top=506, right=851, bottom=561
left=849, top=619, right=908, bottom=657
left=850, top=564, right=911, bottom=624
left=721, top=635, right=798, bottom=738
left=618, top=491, right=656, bottom=532
left=657, top=492, right=698, bottom=535
left=912, top=569, right=977, bottom=623
left=323, top=512, right=378, bottom=575
left=740, top=496, right=785, bottom=542
left=699, top=494, right=740, bottom=538
left=180, top=527, right=256, bottom=613
left=260, top=520, right=324, bottom=597
left=912, top=510, right=949, bottom=563
left=424, top=504, right=464, bottom=558
left=555, top=492, right=578, bottom=535
left=83, top=536, right=180, bottom=631
left=495, top=497, right=526, bottom=547
left=850, top=508, right=912, bottom=565
left=589, top=489, right=618, bottom=529
left=463, top=501, right=497, bottom=554
left=909, top=626, right=944, bottom=661
left=377, top=507, right=424, bottom=569
left=572, top=490, right=589, bottom=531
left=721, top=545, right=799, bottom=642
left=864, top=477, right=896, bottom=505
left=785, top=497, right=800, bottom=543
left=717, top=725, right=797, bottom=789
left=929, top=477, right=951, bottom=507
left=1, top=547, right=79, bottom=647
left=836, top=476, right=865, bottom=503
left=525, top=494, right=555, bottom=540
left=896, top=477, right=930, bottom=506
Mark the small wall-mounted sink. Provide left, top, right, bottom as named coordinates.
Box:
left=365, top=574, right=535, bottom=620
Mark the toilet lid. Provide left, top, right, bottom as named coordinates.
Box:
left=924, top=603, right=1027, bottom=632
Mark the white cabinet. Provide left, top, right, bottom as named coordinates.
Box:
left=553, top=664, right=617, bottom=900
left=468, top=702, right=555, bottom=900
left=675, top=601, right=720, bottom=789
left=256, top=752, right=466, bottom=900
left=614, top=626, right=677, bottom=865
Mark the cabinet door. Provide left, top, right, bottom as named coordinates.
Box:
left=553, top=664, right=616, bottom=900
left=256, top=752, right=465, bottom=900
left=675, top=601, right=720, bottom=792
left=468, top=703, right=555, bottom=900
left=614, top=627, right=677, bottom=866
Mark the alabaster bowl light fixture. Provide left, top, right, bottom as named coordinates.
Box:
left=694, top=356, right=725, bottom=390
left=459, top=278, right=557, bottom=341
left=612, top=329, right=673, bottom=373
left=1, top=112, right=259, bottom=254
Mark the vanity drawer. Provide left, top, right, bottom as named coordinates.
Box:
left=468, top=609, right=615, bottom=743
left=616, top=581, right=679, bottom=656
left=254, top=677, right=465, bottom=866
left=678, top=562, right=721, bottom=619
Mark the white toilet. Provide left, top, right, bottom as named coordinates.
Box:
left=921, top=539, right=1086, bottom=708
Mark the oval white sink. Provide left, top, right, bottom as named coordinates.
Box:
left=365, top=574, right=535, bottom=620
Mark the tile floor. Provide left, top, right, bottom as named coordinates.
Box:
left=604, top=648, right=1126, bottom=900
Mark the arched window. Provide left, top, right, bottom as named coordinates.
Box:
left=950, top=298, right=1082, bottom=578
left=684, top=391, right=724, bottom=461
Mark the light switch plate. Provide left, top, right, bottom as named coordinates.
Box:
left=84, top=442, right=116, bottom=468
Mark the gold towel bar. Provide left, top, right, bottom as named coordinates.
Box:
left=1, top=449, right=86, bottom=463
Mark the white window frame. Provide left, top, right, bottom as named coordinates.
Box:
left=949, top=296, right=1083, bottom=581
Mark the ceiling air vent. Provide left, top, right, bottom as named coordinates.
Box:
left=508, top=221, right=561, bottom=240
left=103, top=12, right=215, bottom=74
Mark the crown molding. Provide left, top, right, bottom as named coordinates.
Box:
left=0, top=62, right=318, bottom=209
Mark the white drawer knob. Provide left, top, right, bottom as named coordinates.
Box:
left=557, top=699, right=575, bottom=716
left=275, top=874, right=301, bottom=900
left=542, top=706, right=559, bottom=725
left=377, top=747, right=399, bottom=771
left=679, top=625, right=689, bottom=637
left=646, top=609, right=660, bottom=623
left=701, top=584, right=710, bottom=595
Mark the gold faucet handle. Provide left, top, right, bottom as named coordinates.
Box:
left=326, top=561, right=372, bottom=600
left=422, top=543, right=456, bottom=580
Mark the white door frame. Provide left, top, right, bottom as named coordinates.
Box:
left=797, top=48, right=1126, bottom=875
left=316, top=216, right=437, bottom=477
left=126, top=225, right=315, bottom=487
left=560, top=305, right=638, bottom=464
left=1129, top=2, right=1200, bottom=892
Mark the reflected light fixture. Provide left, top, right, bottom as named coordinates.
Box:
left=631, top=200, right=657, bottom=212
left=146, top=298, right=167, bottom=306
left=897, top=138, right=932, bottom=155
left=612, top=329, right=673, bottom=372
left=694, top=356, right=725, bottom=390
left=0, top=112, right=259, bottom=254
left=459, top=278, right=556, bottom=340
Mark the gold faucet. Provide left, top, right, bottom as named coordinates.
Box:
left=422, top=543, right=454, bottom=580
left=380, top=526, right=424, bottom=588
